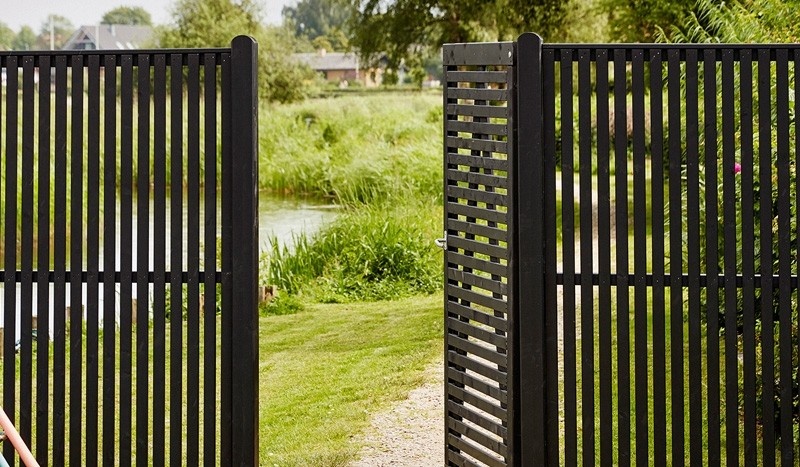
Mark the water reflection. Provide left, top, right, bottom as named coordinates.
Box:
left=0, top=193, right=338, bottom=338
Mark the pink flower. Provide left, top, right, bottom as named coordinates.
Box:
left=734, top=162, right=742, bottom=174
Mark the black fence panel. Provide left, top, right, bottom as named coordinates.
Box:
left=447, top=34, right=800, bottom=466
left=0, top=36, right=258, bottom=466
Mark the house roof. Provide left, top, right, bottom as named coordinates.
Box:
left=62, top=25, right=154, bottom=50
left=293, top=52, right=359, bottom=71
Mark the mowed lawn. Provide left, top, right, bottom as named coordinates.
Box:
left=258, top=294, right=443, bottom=466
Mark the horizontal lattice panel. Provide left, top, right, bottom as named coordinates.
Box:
left=443, top=42, right=513, bottom=467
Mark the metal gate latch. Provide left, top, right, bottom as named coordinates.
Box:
left=434, top=231, right=447, bottom=250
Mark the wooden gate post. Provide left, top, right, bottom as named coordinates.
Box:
left=515, top=32, right=552, bottom=466
left=222, top=34, right=260, bottom=466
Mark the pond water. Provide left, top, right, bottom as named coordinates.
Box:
left=0, top=193, right=338, bottom=337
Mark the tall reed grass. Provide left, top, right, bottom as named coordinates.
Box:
left=260, top=92, right=443, bottom=204
left=266, top=199, right=441, bottom=302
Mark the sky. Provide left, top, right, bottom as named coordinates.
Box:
left=1, top=0, right=291, bottom=32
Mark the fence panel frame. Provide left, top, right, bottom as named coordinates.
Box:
left=0, top=35, right=259, bottom=466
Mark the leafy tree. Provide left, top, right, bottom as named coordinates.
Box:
left=0, top=22, right=14, bottom=50
left=282, top=0, right=351, bottom=50
left=102, top=6, right=153, bottom=25
left=36, top=15, right=74, bottom=49
left=348, top=0, right=572, bottom=70
left=159, top=0, right=316, bottom=103
left=601, top=0, right=694, bottom=41
left=12, top=26, right=37, bottom=51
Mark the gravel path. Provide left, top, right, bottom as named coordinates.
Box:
left=350, top=361, right=443, bottom=467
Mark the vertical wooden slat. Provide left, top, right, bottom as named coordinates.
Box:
left=577, top=48, right=595, bottom=465
left=35, top=54, right=52, bottom=466
left=667, top=48, right=685, bottom=465
left=20, top=54, right=35, bottom=447
left=119, top=53, right=135, bottom=466
left=795, top=49, right=800, bottom=467
left=649, top=48, right=667, bottom=467
left=703, top=48, right=721, bottom=467
left=443, top=61, right=460, bottom=467
left=774, top=47, right=793, bottom=466
left=3, top=55, right=18, bottom=466
left=757, top=47, right=775, bottom=467
left=595, top=47, right=612, bottom=467
left=102, top=54, right=118, bottom=465
left=613, top=48, right=631, bottom=467
left=69, top=55, right=85, bottom=467
left=631, top=48, right=649, bottom=466
left=542, top=47, right=560, bottom=467
left=136, top=53, right=152, bottom=467
left=187, top=52, right=201, bottom=465
left=685, top=48, right=702, bottom=467
left=721, top=48, right=740, bottom=465
left=152, top=53, right=168, bottom=466
left=52, top=54, right=68, bottom=467
left=219, top=50, right=233, bottom=462
left=495, top=61, right=511, bottom=466
left=560, top=48, right=577, bottom=467
left=740, top=48, right=757, bottom=467
left=203, top=52, right=218, bottom=466
left=169, top=52, right=185, bottom=465
left=86, top=53, right=101, bottom=467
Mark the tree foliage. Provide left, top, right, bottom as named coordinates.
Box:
left=159, top=0, right=316, bottom=103
left=12, top=26, right=37, bottom=51
left=0, top=22, right=14, bottom=50
left=600, top=0, right=693, bottom=41
left=282, top=0, right=351, bottom=50
left=102, top=6, right=153, bottom=25
left=348, top=0, right=573, bottom=70
left=35, top=15, right=74, bottom=50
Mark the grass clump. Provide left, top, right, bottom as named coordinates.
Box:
left=266, top=199, right=441, bottom=302
left=259, top=294, right=305, bottom=316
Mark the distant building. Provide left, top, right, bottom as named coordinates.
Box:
left=292, top=50, right=383, bottom=87
left=62, top=24, right=154, bottom=51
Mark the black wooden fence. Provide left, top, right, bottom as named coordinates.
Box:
left=445, top=34, right=800, bottom=466
left=0, top=36, right=258, bottom=465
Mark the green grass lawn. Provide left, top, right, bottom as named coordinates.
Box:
left=257, top=294, right=443, bottom=466
left=0, top=293, right=443, bottom=466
